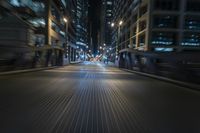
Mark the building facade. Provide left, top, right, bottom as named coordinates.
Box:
left=76, top=0, right=89, bottom=60
left=0, top=0, right=87, bottom=68
left=100, top=0, right=113, bottom=47
left=111, top=0, right=200, bottom=56
left=99, top=0, right=114, bottom=61
left=108, top=0, right=200, bottom=82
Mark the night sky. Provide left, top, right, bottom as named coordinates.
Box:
left=88, top=0, right=101, bottom=54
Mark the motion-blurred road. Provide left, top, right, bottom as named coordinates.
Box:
left=0, top=62, right=200, bottom=133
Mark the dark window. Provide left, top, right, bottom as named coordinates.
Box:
left=153, top=15, right=178, bottom=28
left=139, top=21, right=146, bottom=31
left=132, top=14, right=137, bottom=23
left=139, top=5, right=147, bottom=17
left=185, top=16, right=200, bottom=30
left=186, top=0, right=200, bottom=12
left=133, top=27, right=137, bottom=36
left=154, top=0, right=179, bottom=11
left=132, top=37, right=136, bottom=48
left=139, top=34, right=145, bottom=46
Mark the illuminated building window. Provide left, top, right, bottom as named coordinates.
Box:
left=107, top=1, right=112, bottom=5
left=182, top=33, right=200, bottom=46
left=9, top=0, right=45, bottom=13
left=185, top=16, right=200, bottom=30
left=9, top=0, right=20, bottom=6
left=151, top=32, right=176, bottom=45
left=154, top=48, right=174, bottom=52
left=107, top=14, right=112, bottom=17
left=61, top=0, right=66, bottom=7
left=29, top=18, right=45, bottom=27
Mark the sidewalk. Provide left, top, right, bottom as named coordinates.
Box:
left=70, top=61, right=82, bottom=64
left=0, top=61, right=83, bottom=76
left=0, top=66, right=59, bottom=76
left=104, top=61, right=117, bottom=67
left=103, top=61, right=200, bottom=90
left=121, top=69, right=200, bottom=91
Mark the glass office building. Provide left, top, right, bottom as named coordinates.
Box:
left=111, top=0, right=200, bottom=53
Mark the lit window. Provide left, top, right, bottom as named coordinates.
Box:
left=107, top=1, right=112, bottom=5
left=152, top=32, right=176, bottom=45
left=107, top=14, right=112, bottom=17
left=9, top=0, right=20, bottom=7
left=182, top=33, right=200, bottom=46
left=154, top=48, right=174, bottom=52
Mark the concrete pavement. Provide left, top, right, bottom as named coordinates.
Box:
left=0, top=62, right=200, bottom=133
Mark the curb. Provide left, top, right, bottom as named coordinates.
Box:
left=0, top=62, right=81, bottom=76
left=121, top=69, right=200, bottom=90
left=0, top=66, right=60, bottom=76
left=0, top=61, right=82, bottom=76
left=70, top=61, right=82, bottom=64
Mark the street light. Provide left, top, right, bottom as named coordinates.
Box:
left=63, top=17, right=69, bottom=62
left=111, top=23, right=115, bottom=27
left=63, top=17, right=68, bottom=23
left=110, top=19, right=123, bottom=63
left=119, top=20, right=123, bottom=26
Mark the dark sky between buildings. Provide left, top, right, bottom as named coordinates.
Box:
left=88, top=0, right=101, bottom=54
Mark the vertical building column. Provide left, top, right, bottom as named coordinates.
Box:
left=178, top=0, right=186, bottom=52
left=74, top=49, right=76, bottom=61
left=45, top=0, right=52, bottom=45
left=136, top=8, right=140, bottom=48
left=124, top=26, right=127, bottom=49
left=129, top=29, right=133, bottom=49
left=145, top=0, right=153, bottom=51
left=71, top=47, right=73, bottom=62
left=44, top=0, right=52, bottom=66
left=116, top=26, right=121, bottom=57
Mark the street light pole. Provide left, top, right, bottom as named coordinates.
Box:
left=116, top=20, right=123, bottom=65
left=111, top=20, right=123, bottom=65
left=63, top=17, right=69, bottom=63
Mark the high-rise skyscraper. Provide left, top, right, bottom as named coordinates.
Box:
left=76, top=0, right=89, bottom=60
left=100, top=0, right=113, bottom=47
left=110, top=0, right=200, bottom=54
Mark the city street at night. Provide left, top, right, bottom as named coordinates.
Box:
left=0, top=62, right=200, bottom=133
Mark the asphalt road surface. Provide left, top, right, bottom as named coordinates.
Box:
left=0, top=62, right=200, bottom=133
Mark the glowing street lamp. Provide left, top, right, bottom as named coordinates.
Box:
left=119, top=20, right=123, bottom=26
left=111, top=23, right=115, bottom=27
left=63, top=17, right=68, bottom=23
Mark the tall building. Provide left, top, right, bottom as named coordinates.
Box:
left=111, top=0, right=200, bottom=55
left=76, top=0, right=89, bottom=60
left=100, top=0, right=113, bottom=47
left=0, top=0, right=82, bottom=67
